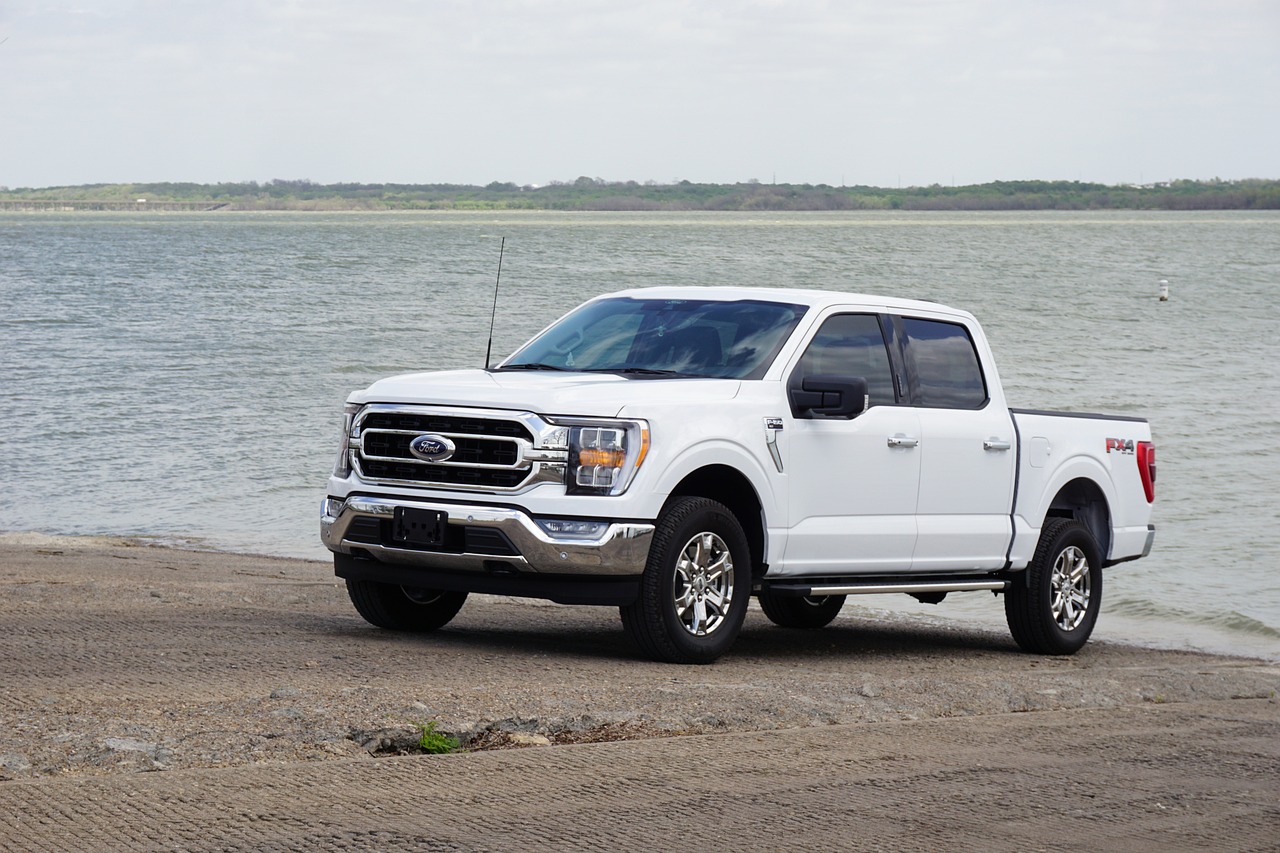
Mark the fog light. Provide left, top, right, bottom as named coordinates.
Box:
left=535, top=518, right=609, bottom=540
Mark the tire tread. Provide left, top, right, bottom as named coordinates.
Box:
left=346, top=577, right=467, bottom=632
left=1005, top=518, right=1100, bottom=655
left=620, top=496, right=749, bottom=664
left=758, top=592, right=846, bottom=629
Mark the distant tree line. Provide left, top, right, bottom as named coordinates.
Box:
left=2, top=177, right=1277, bottom=211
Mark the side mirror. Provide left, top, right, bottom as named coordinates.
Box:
left=790, top=375, right=870, bottom=419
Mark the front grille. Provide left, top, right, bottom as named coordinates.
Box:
left=346, top=516, right=383, bottom=545
left=362, top=412, right=533, bottom=441
left=363, top=432, right=519, bottom=467
left=360, top=460, right=528, bottom=488
left=353, top=406, right=552, bottom=492
left=463, top=527, right=519, bottom=556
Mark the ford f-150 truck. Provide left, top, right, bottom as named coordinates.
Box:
left=322, top=287, right=1156, bottom=663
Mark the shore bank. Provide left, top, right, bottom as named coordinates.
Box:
left=1, top=535, right=1277, bottom=849
left=0, top=534, right=1275, bottom=778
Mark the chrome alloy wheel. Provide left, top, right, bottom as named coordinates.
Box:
left=672, top=531, right=735, bottom=636
left=1050, top=545, right=1092, bottom=631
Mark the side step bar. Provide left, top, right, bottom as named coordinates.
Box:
left=763, top=578, right=1010, bottom=597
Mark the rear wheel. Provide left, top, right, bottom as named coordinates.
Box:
left=1005, top=518, right=1102, bottom=655
left=346, top=578, right=468, bottom=632
left=758, top=591, right=846, bottom=629
left=620, top=497, right=751, bottom=664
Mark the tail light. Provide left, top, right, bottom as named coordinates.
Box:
left=1136, top=441, right=1156, bottom=503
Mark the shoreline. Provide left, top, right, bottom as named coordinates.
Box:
left=4, top=177, right=1278, bottom=214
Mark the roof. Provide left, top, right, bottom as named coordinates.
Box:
left=596, top=285, right=974, bottom=322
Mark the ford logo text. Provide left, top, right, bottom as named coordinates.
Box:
left=409, top=434, right=456, bottom=463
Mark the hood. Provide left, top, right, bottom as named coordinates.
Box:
left=350, top=368, right=742, bottom=417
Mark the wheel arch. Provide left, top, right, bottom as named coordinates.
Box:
left=666, top=464, right=767, bottom=581
left=1044, top=476, right=1112, bottom=563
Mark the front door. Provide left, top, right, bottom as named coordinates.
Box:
left=782, top=313, right=920, bottom=575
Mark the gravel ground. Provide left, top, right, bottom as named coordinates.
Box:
left=1, top=533, right=1276, bottom=783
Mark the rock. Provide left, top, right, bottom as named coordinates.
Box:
left=0, top=753, right=32, bottom=774
left=100, top=737, right=172, bottom=770
left=351, top=726, right=422, bottom=755
left=102, top=737, right=157, bottom=754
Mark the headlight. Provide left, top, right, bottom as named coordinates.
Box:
left=549, top=418, right=650, bottom=496
left=332, top=403, right=361, bottom=478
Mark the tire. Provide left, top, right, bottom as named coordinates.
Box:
left=346, top=578, right=468, bottom=633
left=758, top=591, right=846, bottom=629
left=1004, top=518, right=1103, bottom=655
left=620, top=496, right=751, bottom=664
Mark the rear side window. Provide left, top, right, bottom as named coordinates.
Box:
left=793, top=314, right=896, bottom=406
left=901, top=318, right=987, bottom=409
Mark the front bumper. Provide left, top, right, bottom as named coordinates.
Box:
left=321, top=494, right=655, bottom=577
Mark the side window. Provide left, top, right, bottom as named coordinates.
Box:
left=900, top=317, right=987, bottom=409
left=793, top=314, right=896, bottom=406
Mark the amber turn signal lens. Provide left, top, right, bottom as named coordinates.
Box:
left=577, top=447, right=626, bottom=468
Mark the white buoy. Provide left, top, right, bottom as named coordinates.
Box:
left=1158, top=279, right=1169, bottom=301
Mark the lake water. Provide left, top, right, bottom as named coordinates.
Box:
left=2, top=210, right=1277, bottom=660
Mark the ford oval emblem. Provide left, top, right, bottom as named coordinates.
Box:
left=409, top=434, right=456, bottom=463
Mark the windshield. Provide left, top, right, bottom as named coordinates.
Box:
left=498, top=297, right=808, bottom=379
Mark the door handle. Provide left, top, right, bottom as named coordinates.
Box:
left=887, top=434, right=919, bottom=449
left=983, top=438, right=1012, bottom=451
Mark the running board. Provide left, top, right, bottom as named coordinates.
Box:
left=763, top=578, right=1010, bottom=597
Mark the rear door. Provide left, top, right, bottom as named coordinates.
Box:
left=896, top=315, right=1017, bottom=570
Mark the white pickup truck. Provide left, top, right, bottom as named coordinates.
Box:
left=322, top=287, right=1156, bottom=663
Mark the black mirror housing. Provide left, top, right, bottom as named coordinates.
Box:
left=790, top=375, right=870, bottom=419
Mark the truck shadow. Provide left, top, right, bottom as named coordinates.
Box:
left=323, top=608, right=1017, bottom=663
left=736, top=614, right=1017, bottom=659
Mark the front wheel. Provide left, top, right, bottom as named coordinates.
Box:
left=620, top=497, right=751, bottom=664
left=1004, top=518, right=1102, bottom=655
left=758, top=591, right=846, bottom=629
left=346, top=578, right=468, bottom=632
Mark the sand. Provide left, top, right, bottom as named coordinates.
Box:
left=0, top=535, right=1276, bottom=850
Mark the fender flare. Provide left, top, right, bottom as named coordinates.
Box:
left=1018, top=453, right=1116, bottom=560
left=654, top=438, right=779, bottom=572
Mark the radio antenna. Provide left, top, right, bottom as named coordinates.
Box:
left=483, top=237, right=506, bottom=369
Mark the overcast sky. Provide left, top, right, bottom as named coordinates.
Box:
left=1, top=0, right=1277, bottom=189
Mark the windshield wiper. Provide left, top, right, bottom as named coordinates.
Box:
left=498, top=364, right=703, bottom=377
left=582, top=367, right=697, bottom=377
left=494, top=362, right=571, bottom=371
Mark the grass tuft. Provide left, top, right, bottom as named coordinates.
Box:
left=416, top=722, right=460, bottom=755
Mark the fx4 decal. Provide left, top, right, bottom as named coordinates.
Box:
left=1106, top=438, right=1135, bottom=454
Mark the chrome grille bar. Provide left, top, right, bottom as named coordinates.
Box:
left=351, top=404, right=568, bottom=492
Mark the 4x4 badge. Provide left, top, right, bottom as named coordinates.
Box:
left=764, top=417, right=785, bottom=472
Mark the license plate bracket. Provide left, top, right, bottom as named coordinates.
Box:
left=392, top=507, right=447, bottom=547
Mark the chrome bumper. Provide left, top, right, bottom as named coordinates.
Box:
left=321, top=495, right=654, bottom=577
